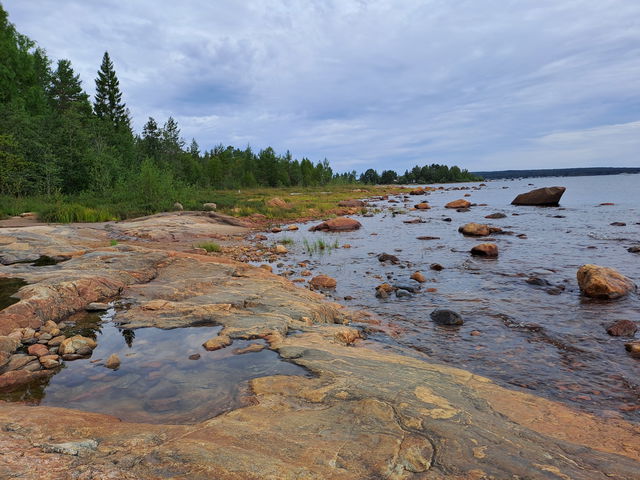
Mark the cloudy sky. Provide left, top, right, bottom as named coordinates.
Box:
left=5, top=1, right=640, bottom=173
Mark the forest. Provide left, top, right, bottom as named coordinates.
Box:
left=0, top=4, right=478, bottom=221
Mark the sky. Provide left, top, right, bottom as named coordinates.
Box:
left=4, top=0, right=640, bottom=173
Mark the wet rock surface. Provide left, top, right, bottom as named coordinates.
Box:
left=309, top=216, right=362, bottom=232
left=1, top=209, right=640, bottom=478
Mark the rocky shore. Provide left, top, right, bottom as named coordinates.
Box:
left=1, top=211, right=639, bottom=479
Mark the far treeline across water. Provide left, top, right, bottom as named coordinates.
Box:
left=474, top=167, right=640, bottom=180
left=0, top=4, right=477, bottom=221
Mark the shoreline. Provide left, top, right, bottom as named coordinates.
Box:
left=0, top=204, right=639, bottom=478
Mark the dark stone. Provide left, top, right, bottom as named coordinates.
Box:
left=378, top=253, right=400, bottom=264
left=607, top=320, right=637, bottom=337
left=610, top=222, right=626, bottom=226
left=416, top=236, right=440, bottom=240
left=526, top=277, right=550, bottom=287
left=430, top=263, right=444, bottom=271
left=456, top=208, right=470, bottom=212
left=188, top=353, right=201, bottom=360
left=393, top=284, right=420, bottom=294
left=442, top=218, right=452, bottom=222
left=430, top=309, right=464, bottom=326
left=485, top=213, right=507, bottom=219
left=628, top=246, right=640, bottom=253
left=511, top=186, right=566, bottom=206
left=395, top=289, right=412, bottom=298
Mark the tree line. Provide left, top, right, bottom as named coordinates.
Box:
left=1, top=3, right=477, bottom=204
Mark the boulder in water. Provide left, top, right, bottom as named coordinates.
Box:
left=310, top=217, right=362, bottom=232
left=309, top=275, right=337, bottom=289
left=445, top=199, right=471, bottom=209
left=470, top=243, right=499, bottom=257
left=607, top=320, right=637, bottom=337
left=577, top=264, right=636, bottom=299
left=511, top=186, right=566, bottom=206
left=430, top=309, right=463, bottom=326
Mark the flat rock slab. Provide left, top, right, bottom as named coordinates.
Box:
left=0, top=221, right=639, bottom=479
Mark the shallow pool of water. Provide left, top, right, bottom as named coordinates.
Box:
left=2, top=311, right=310, bottom=424
left=0, top=277, right=26, bottom=310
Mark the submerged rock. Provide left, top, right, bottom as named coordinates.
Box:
left=485, top=212, right=507, bottom=219
left=607, top=320, right=637, bottom=337
left=378, top=253, right=400, bottom=264
left=105, top=353, right=121, bottom=370
left=430, top=309, right=464, bottom=326
left=309, top=217, right=362, bottom=232
left=577, top=264, right=636, bottom=299
left=511, top=186, right=566, bottom=206
left=375, top=283, right=396, bottom=298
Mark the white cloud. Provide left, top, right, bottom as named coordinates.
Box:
left=4, top=0, right=640, bottom=172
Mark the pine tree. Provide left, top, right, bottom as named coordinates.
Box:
left=93, top=51, right=129, bottom=128
left=50, top=59, right=90, bottom=114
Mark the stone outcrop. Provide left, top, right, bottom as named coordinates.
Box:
left=310, top=217, right=362, bottom=232
left=511, top=186, right=566, bottom=206
left=1, top=222, right=639, bottom=479
left=577, top=264, right=636, bottom=299
left=309, top=274, right=337, bottom=290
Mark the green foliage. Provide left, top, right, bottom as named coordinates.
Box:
left=110, top=239, right=118, bottom=246
left=38, top=203, right=115, bottom=223
left=196, top=242, right=221, bottom=252
left=303, top=237, right=339, bottom=255
left=278, top=237, right=294, bottom=245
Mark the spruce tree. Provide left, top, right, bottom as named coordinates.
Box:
left=93, top=51, right=129, bottom=128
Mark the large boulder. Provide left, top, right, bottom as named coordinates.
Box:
left=577, top=264, right=636, bottom=299
left=445, top=199, right=471, bottom=209
left=309, top=217, right=362, bottom=232
left=511, top=186, right=566, bottom=206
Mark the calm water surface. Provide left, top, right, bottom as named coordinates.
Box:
left=265, top=174, right=640, bottom=421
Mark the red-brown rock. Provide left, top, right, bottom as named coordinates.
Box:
left=309, top=275, right=337, bottom=289
left=309, top=217, right=362, bottom=232
left=414, top=202, right=430, bottom=210
left=607, top=320, right=637, bottom=337
left=27, top=344, right=50, bottom=357
left=445, top=199, right=471, bottom=209
left=471, top=243, right=499, bottom=257
left=577, top=264, right=636, bottom=300
left=458, top=223, right=491, bottom=236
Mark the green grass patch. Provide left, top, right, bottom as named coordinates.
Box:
left=303, top=237, right=339, bottom=255
left=196, top=242, right=221, bottom=252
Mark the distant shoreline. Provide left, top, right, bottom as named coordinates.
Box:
left=473, top=167, right=640, bottom=180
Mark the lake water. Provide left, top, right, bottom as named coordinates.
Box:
left=264, top=174, right=640, bottom=422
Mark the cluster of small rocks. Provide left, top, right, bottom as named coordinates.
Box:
left=0, top=319, right=97, bottom=389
